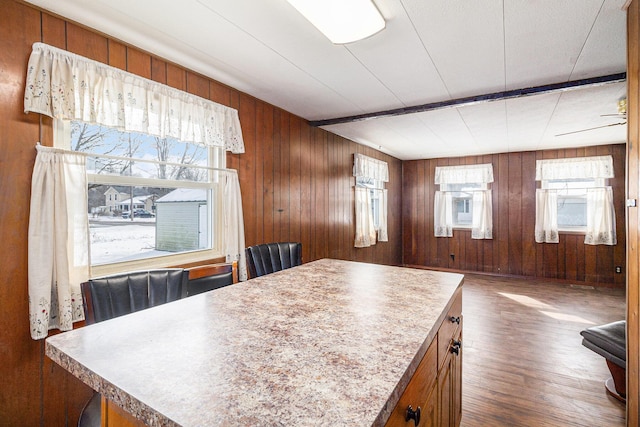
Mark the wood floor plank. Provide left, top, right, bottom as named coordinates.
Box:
left=460, top=274, right=626, bottom=427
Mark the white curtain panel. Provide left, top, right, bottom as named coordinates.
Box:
left=434, top=191, right=453, bottom=237
left=535, top=189, right=559, bottom=243
left=355, top=187, right=376, bottom=247
left=378, top=189, right=388, bottom=242
left=471, top=190, right=492, bottom=239
left=24, top=42, right=244, bottom=153
left=28, top=145, right=89, bottom=340
left=585, top=187, right=617, bottom=245
left=223, top=171, right=248, bottom=281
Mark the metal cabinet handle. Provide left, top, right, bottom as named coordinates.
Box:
left=405, top=405, right=421, bottom=426
left=449, top=316, right=460, bottom=324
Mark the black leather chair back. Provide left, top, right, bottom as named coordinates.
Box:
left=81, top=268, right=188, bottom=324
left=245, top=242, right=302, bottom=278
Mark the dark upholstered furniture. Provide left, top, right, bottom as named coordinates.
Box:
left=81, top=268, right=188, bottom=325
left=580, top=320, right=626, bottom=402
left=184, top=263, right=237, bottom=297
left=78, top=268, right=188, bottom=426
left=245, top=242, right=302, bottom=278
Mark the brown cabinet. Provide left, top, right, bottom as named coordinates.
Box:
left=387, top=288, right=462, bottom=427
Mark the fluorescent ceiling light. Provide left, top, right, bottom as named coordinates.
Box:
left=287, top=0, right=385, bottom=44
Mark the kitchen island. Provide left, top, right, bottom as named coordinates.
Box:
left=46, top=259, right=464, bottom=426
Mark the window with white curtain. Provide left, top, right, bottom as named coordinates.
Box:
left=54, top=120, right=227, bottom=275
left=25, top=43, right=247, bottom=338
left=434, top=163, right=493, bottom=239
left=353, top=153, right=388, bottom=248
left=535, top=155, right=616, bottom=245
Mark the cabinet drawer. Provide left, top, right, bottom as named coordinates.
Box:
left=386, top=338, right=438, bottom=426
left=438, top=288, right=462, bottom=369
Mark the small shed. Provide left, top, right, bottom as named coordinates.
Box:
left=155, top=188, right=208, bottom=252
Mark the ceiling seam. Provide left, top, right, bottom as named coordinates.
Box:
left=397, top=0, right=450, bottom=148
left=568, top=0, right=606, bottom=80
left=502, top=0, right=509, bottom=153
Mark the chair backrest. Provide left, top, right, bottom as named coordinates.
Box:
left=81, top=268, right=188, bottom=324
left=184, top=262, right=237, bottom=297
left=245, top=242, right=302, bottom=278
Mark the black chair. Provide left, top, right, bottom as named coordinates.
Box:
left=245, top=242, right=302, bottom=278
left=580, top=320, right=626, bottom=402
left=78, top=268, right=188, bottom=426
left=81, top=268, right=188, bottom=324
left=183, top=262, right=237, bottom=297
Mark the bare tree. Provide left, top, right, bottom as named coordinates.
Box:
left=153, top=137, right=207, bottom=181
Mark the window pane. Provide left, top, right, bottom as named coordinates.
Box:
left=557, top=196, right=587, bottom=228
left=89, top=184, right=213, bottom=265
left=72, top=122, right=210, bottom=182
left=453, top=197, right=472, bottom=226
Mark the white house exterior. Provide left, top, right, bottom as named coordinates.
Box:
left=104, top=186, right=129, bottom=213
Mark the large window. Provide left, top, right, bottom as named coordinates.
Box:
left=535, top=156, right=616, bottom=245
left=55, top=120, right=226, bottom=275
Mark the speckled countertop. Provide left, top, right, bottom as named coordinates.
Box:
left=46, top=259, right=463, bottom=427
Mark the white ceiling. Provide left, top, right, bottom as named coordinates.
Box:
left=25, top=0, right=628, bottom=160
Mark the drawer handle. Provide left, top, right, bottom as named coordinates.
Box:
left=405, top=405, right=421, bottom=426
left=450, top=344, right=460, bottom=355
left=453, top=340, right=461, bottom=347
left=449, top=316, right=460, bottom=324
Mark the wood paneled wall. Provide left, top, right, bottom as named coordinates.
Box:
left=626, top=1, right=639, bottom=423
left=0, top=1, right=402, bottom=424
left=403, top=145, right=627, bottom=287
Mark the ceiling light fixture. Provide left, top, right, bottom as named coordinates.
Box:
left=286, top=0, right=385, bottom=44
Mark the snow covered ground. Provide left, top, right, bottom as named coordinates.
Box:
left=89, top=217, right=168, bottom=264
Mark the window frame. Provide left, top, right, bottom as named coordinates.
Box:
left=54, top=120, right=227, bottom=277
left=355, top=175, right=383, bottom=231
left=440, top=182, right=488, bottom=229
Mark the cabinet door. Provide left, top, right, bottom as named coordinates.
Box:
left=452, top=327, right=462, bottom=427
left=439, top=325, right=462, bottom=427
left=386, top=340, right=438, bottom=427
left=438, top=352, right=452, bottom=427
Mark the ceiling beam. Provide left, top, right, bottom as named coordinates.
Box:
left=309, top=72, right=627, bottom=127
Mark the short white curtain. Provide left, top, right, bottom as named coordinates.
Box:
left=585, top=187, right=617, bottom=245
left=223, top=171, right=248, bottom=281
left=535, top=189, right=559, bottom=243
left=378, top=189, right=388, bottom=242
left=24, top=42, right=244, bottom=153
left=353, top=153, right=389, bottom=182
left=471, top=190, right=492, bottom=239
left=28, top=145, right=89, bottom=340
left=434, top=191, right=453, bottom=237
left=355, top=187, right=376, bottom=247
left=535, top=155, right=614, bottom=180
left=435, top=163, right=494, bottom=184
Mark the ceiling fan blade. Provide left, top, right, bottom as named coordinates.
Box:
left=555, top=122, right=626, bottom=137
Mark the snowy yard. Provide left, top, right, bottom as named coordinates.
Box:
left=89, top=217, right=168, bottom=264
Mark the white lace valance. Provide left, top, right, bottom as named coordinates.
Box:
left=24, top=42, right=244, bottom=153
left=435, top=163, right=494, bottom=184
left=535, top=155, right=613, bottom=181
left=353, top=153, right=389, bottom=182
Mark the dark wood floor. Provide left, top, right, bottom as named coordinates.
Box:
left=460, top=274, right=626, bottom=427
